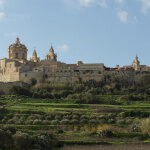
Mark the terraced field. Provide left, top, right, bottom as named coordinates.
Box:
left=1, top=95, right=150, bottom=149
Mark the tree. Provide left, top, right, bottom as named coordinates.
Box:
left=30, top=78, right=37, bottom=86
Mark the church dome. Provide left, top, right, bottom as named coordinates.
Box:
left=8, top=37, right=28, bottom=60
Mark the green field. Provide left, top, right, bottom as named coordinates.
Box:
left=1, top=94, right=150, bottom=149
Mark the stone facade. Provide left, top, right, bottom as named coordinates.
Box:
left=0, top=37, right=150, bottom=85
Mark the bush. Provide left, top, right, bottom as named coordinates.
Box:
left=13, top=131, right=32, bottom=150
left=25, top=120, right=33, bottom=125
left=99, top=129, right=113, bottom=137
left=33, top=119, right=43, bottom=125
left=60, top=119, right=70, bottom=125
left=30, top=78, right=37, bottom=86
left=51, top=120, right=59, bottom=125
left=80, top=115, right=88, bottom=120
left=89, top=119, right=98, bottom=124
left=7, top=119, right=14, bottom=124
left=36, top=132, right=55, bottom=150
left=70, top=119, right=79, bottom=125
left=99, top=119, right=106, bottom=124
left=0, top=129, right=13, bottom=149
left=43, top=120, right=50, bottom=125
left=72, top=115, right=79, bottom=120
left=9, top=86, right=30, bottom=96
left=55, top=115, right=61, bottom=120
left=80, top=119, right=88, bottom=124
left=108, top=119, right=115, bottom=124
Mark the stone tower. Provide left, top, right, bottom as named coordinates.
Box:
left=46, top=45, right=57, bottom=61
left=132, top=55, right=140, bottom=70
left=30, top=49, right=40, bottom=62
left=8, top=37, right=28, bottom=60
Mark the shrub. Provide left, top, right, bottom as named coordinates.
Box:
left=108, top=119, right=115, bottom=124
left=60, top=119, right=70, bottom=125
left=80, top=115, right=87, bottom=120
left=89, top=119, right=98, bottom=124
left=80, top=119, right=88, bottom=124
left=45, top=115, right=52, bottom=121
left=30, top=78, right=37, bottom=86
left=116, top=119, right=125, bottom=125
left=99, top=119, right=106, bottom=124
left=9, top=86, right=30, bottom=96
left=63, top=115, right=71, bottom=120
left=99, top=115, right=106, bottom=120
left=25, top=120, right=33, bottom=125
left=43, top=120, right=50, bottom=125
left=72, top=115, right=79, bottom=120
left=7, top=119, right=14, bottom=124
left=36, top=132, right=55, bottom=150
left=99, top=129, right=113, bottom=137
left=51, top=120, right=59, bottom=125
left=0, top=129, right=13, bottom=149
left=33, top=119, right=43, bottom=125
left=70, top=119, right=79, bottom=125
left=13, top=131, right=32, bottom=150
left=2, top=116, right=9, bottom=124
left=55, top=115, right=61, bottom=120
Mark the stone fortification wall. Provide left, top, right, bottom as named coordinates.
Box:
left=0, top=81, right=29, bottom=94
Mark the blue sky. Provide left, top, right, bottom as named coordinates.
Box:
left=0, top=0, right=150, bottom=67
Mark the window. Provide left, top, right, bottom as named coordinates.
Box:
left=16, top=53, right=18, bottom=58
left=68, top=66, right=70, bottom=69
left=67, top=74, right=69, bottom=78
left=45, top=69, right=48, bottom=72
left=22, top=54, right=25, bottom=59
left=25, top=74, right=27, bottom=77
left=91, top=71, right=94, bottom=75
left=51, top=68, right=53, bottom=72
left=83, top=71, right=86, bottom=74
left=60, top=66, right=62, bottom=69
left=98, top=71, right=101, bottom=74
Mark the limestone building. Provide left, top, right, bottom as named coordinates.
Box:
left=0, top=37, right=150, bottom=84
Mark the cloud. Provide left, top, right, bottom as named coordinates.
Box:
left=140, top=0, right=150, bottom=14
left=78, top=0, right=94, bottom=7
left=57, top=44, right=69, bottom=52
left=117, top=11, right=128, bottom=23
left=61, top=0, right=107, bottom=8
left=114, top=0, right=124, bottom=4
left=0, top=12, right=4, bottom=21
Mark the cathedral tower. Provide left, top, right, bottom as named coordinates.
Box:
left=30, top=49, right=40, bottom=62
left=8, top=37, right=28, bottom=60
left=46, top=45, right=57, bottom=61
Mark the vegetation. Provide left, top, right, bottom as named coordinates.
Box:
left=1, top=79, right=150, bottom=149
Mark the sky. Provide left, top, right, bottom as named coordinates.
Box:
left=0, top=0, right=150, bottom=67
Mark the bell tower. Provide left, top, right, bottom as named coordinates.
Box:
left=46, top=45, right=57, bottom=61
left=132, top=55, right=140, bottom=70
left=30, top=49, right=40, bottom=62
